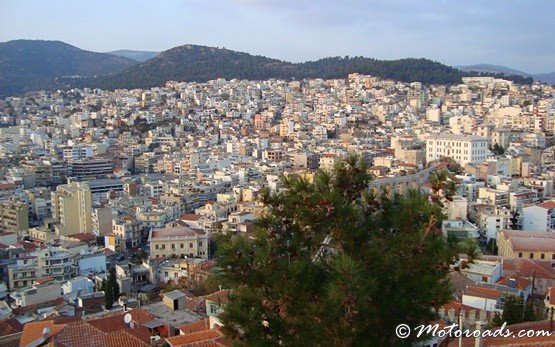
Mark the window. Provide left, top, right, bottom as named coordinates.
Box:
left=180, top=243, right=184, bottom=249
left=518, top=252, right=523, bottom=258
left=164, top=272, right=168, bottom=277
left=541, top=254, right=545, bottom=259
left=199, top=242, right=203, bottom=247
left=530, top=253, right=534, bottom=259
left=161, top=244, right=165, bottom=250
left=155, top=244, right=159, bottom=250
left=189, top=243, right=193, bottom=248
left=552, top=254, right=555, bottom=260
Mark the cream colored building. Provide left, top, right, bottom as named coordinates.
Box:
left=425, top=134, right=489, bottom=166
left=51, top=182, right=93, bottom=236
left=497, top=230, right=555, bottom=261
left=149, top=226, right=208, bottom=259
left=0, top=198, right=29, bottom=235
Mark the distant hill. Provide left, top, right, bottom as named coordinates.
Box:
left=532, top=72, right=555, bottom=85
left=0, top=40, right=137, bottom=97
left=106, top=50, right=158, bottom=62
left=456, top=63, right=554, bottom=85
left=85, top=44, right=470, bottom=90
left=1, top=41, right=542, bottom=98
left=455, top=64, right=531, bottom=77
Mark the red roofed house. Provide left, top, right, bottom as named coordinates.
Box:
left=18, top=309, right=155, bottom=347
left=461, top=285, right=503, bottom=312
left=497, top=230, right=555, bottom=261
left=502, top=258, right=555, bottom=298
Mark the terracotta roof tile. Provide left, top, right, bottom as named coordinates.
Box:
left=178, top=319, right=210, bottom=334
left=19, top=320, right=65, bottom=347
left=166, top=329, right=224, bottom=346
left=464, top=285, right=503, bottom=300
left=0, top=318, right=23, bottom=336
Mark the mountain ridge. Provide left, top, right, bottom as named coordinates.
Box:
left=455, top=63, right=555, bottom=84
left=106, top=49, right=158, bottom=62
left=0, top=40, right=545, bottom=97
left=0, top=40, right=137, bottom=97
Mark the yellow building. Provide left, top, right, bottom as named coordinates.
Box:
left=497, top=230, right=555, bottom=261
left=51, top=183, right=92, bottom=236
left=149, top=226, right=208, bottom=259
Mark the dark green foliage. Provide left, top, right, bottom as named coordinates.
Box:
left=492, top=143, right=505, bottom=155
left=130, top=249, right=148, bottom=265
left=2, top=41, right=535, bottom=98
left=81, top=46, right=531, bottom=90
left=215, top=156, right=456, bottom=346
left=104, top=266, right=120, bottom=310
left=0, top=40, right=137, bottom=97
left=428, top=170, right=457, bottom=203
left=498, top=294, right=537, bottom=326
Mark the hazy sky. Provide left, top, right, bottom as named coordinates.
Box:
left=1, top=0, right=553, bottom=73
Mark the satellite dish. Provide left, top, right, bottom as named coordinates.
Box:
left=124, top=313, right=132, bottom=324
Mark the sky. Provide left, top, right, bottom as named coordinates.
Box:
left=1, top=0, right=553, bottom=74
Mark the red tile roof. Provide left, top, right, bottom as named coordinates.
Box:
left=166, top=329, right=224, bottom=346
left=19, top=320, right=66, bottom=347
left=0, top=318, right=23, bottom=336
left=538, top=200, right=555, bottom=209
left=178, top=318, right=210, bottom=334
left=152, top=227, right=205, bottom=238
left=464, top=285, right=503, bottom=300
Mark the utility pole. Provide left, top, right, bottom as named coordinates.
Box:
left=550, top=307, right=554, bottom=332
left=458, top=308, right=463, bottom=347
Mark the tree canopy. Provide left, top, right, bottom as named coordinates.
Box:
left=215, top=156, right=458, bottom=346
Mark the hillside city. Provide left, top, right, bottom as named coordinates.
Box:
left=0, top=73, right=555, bottom=346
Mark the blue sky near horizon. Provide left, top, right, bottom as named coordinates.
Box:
left=0, top=0, right=553, bottom=73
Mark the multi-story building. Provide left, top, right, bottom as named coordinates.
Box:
left=477, top=187, right=509, bottom=208
left=7, top=257, right=37, bottom=290
left=36, top=247, right=73, bottom=282
left=497, top=230, right=555, bottom=261
left=10, top=277, right=62, bottom=308
left=149, top=226, right=208, bottom=259
left=425, top=134, right=489, bottom=166
left=509, top=188, right=539, bottom=212
left=63, top=145, right=93, bottom=163
left=51, top=183, right=93, bottom=236
left=71, top=158, right=113, bottom=180
left=112, top=217, right=143, bottom=250
left=0, top=198, right=29, bottom=235
left=441, top=220, right=480, bottom=239
left=522, top=201, right=555, bottom=232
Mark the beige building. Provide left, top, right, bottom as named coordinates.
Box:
left=51, top=183, right=93, bottom=236
left=0, top=198, right=29, bottom=235
left=497, top=230, right=555, bottom=261
left=149, top=226, right=208, bottom=259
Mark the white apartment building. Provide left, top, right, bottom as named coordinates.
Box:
left=425, top=134, right=489, bottom=166
left=523, top=201, right=555, bottom=232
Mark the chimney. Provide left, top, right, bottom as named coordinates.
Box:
left=474, top=321, right=486, bottom=347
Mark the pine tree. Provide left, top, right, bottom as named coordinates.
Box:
left=215, top=156, right=457, bottom=346
left=104, top=266, right=120, bottom=310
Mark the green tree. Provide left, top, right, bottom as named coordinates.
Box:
left=104, top=266, right=120, bottom=310
left=501, top=294, right=535, bottom=326
left=492, top=143, right=505, bottom=155
left=215, top=156, right=456, bottom=346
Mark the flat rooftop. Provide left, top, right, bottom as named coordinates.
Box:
left=140, top=301, right=201, bottom=328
